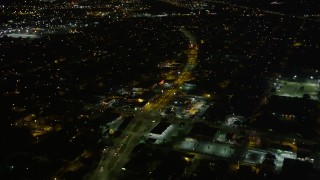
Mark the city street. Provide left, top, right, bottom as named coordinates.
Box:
left=88, top=27, right=199, bottom=180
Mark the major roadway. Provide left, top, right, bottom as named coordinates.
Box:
left=86, top=27, right=199, bottom=180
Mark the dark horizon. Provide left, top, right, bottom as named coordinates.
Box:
left=1, top=0, right=320, bottom=179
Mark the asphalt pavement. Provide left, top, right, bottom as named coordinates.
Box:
left=86, top=27, right=199, bottom=180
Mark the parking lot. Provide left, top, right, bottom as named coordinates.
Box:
left=178, top=138, right=235, bottom=158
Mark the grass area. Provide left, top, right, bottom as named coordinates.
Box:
left=274, top=79, right=319, bottom=100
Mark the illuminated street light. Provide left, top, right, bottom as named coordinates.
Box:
left=293, top=75, right=297, bottom=80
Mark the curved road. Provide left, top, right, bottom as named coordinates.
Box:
left=86, top=26, right=198, bottom=180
